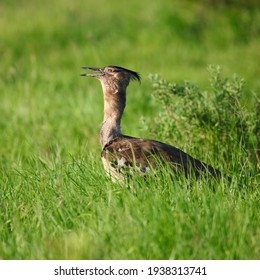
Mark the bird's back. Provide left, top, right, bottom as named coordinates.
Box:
left=101, top=135, right=221, bottom=181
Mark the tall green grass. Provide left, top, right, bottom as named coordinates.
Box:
left=0, top=157, right=259, bottom=259
left=0, top=0, right=259, bottom=259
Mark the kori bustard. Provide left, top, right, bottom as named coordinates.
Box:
left=81, top=66, right=221, bottom=181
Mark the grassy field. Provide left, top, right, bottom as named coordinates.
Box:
left=0, top=0, right=259, bottom=259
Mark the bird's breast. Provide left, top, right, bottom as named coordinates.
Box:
left=101, top=136, right=156, bottom=181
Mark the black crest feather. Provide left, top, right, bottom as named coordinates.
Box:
left=108, top=66, right=141, bottom=82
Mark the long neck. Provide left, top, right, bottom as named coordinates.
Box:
left=100, top=89, right=126, bottom=148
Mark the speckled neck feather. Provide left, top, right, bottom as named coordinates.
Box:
left=100, top=87, right=126, bottom=148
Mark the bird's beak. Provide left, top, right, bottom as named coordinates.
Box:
left=81, top=67, right=105, bottom=77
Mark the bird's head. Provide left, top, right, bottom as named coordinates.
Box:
left=81, top=66, right=140, bottom=93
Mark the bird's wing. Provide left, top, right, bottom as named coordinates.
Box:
left=101, top=136, right=219, bottom=178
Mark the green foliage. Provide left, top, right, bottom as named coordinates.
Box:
left=147, top=66, right=259, bottom=176
left=0, top=158, right=259, bottom=260
left=0, top=0, right=259, bottom=260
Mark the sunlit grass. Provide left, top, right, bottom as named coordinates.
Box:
left=0, top=0, right=259, bottom=259
left=1, top=156, right=259, bottom=259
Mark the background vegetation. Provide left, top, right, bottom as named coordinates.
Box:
left=0, top=0, right=259, bottom=259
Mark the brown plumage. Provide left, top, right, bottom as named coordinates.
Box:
left=81, top=66, right=221, bottom=181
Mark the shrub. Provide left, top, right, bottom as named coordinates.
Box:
left=144, top=66, right=258, bottom=175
